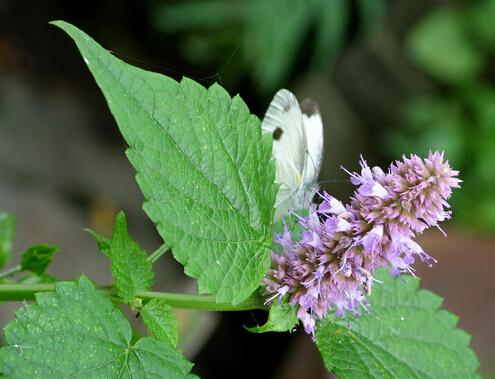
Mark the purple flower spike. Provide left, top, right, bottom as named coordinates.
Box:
left=274, top=223, right=293, bottom=252
left=263, top=152, right=460, bottom=336
left=318, top=192, right=347, bottom=215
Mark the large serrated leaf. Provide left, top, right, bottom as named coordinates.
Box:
left=316, top=269, right=480, bottom=379
left=52, top=21, right=277, bottom=305
left=0, top=276, right=196, bottom=378
left=108, top=212, right=154, bottom=304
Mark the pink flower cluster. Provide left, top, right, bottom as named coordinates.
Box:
left=263, top=152, right=460, bottom=336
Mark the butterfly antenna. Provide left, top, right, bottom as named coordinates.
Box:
left=111, top=51, right=190, bottom=78
left=198, top=45, right=239, bottom=86
left=306, top=150, right=317, bottom=177
left=318, top=180, right=332, bottom=185
left=111, top=44, right=240, bottom=86
left=317, top=178, right=352, bottom=185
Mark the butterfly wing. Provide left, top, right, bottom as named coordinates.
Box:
left=261, top=89, right=308, bottom=220
left=300, top=98, right=324, bottom=187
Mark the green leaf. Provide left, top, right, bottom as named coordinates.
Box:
left=316, top=270, right=480, bottom=379
left=407, top=7, right=484, bottom=85
left=152, top=0, right=244, bottom=32
left=0, top=212, right=15, bottom=269
left=52, top=21, right=277, bottom=305
left=0, top=276, right=196, bottom=378
left=468, top=0, right=495, bottom=50
left=245, top=0, right=311, bottom=93
left=246, top=300, right=298, bottom=333
left=142, top=299, right=179, bottom=347
left=357, top=0, right=386, bottom=33
left=389, top=96, right=466, bottom=165
left=85, top=228, right=111, bottom=256
left=109, top=211, right=154, bottom=304
left=310, top=0, right=349, bottom=69
left=20, top=244, right=59, bottom=276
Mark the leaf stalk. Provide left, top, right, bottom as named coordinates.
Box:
left=0, top=265, right=22, bottom=280
left=147, top=244, right=169, bottom=263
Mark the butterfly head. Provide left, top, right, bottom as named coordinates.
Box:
left=293, top=181, right=319, bottom=209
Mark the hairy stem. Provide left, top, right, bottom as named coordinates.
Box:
left=0, top=265, right=22, bottom=280
left=0, top=283, right=267, bottom=311
left=147, top=243, right=169, bottom=263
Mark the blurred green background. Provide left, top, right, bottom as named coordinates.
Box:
left=152, top=0, right=495, bottom=232
left=1, top=0, right=494, bottom=378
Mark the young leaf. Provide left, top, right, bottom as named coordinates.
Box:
left=85, top=228, right=111, bottom=256
left=316, top=270, right=480, bottom=379
left=109, top=211, right=154, bottom=304
left=407, top=7, right=484, bottom=85
left=52, top=21, right=277, bottom=305
left=0, top=212, right=15, bottom=269
left=246, top=300, right=298, bottom=333
left=142, top=299, right=179, bottom=347
left=20, top=244, right=59, bottom=276
left=0, top=277, right=197, bottom=378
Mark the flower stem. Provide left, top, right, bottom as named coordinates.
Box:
left=0, top=283, right=267, bottom=311
left=0, top=265, right=22, bottom=280
left=147, top=244, right=169, bottom=263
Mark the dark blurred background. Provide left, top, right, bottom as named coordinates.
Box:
left=1, top=0, right=494, bottom=377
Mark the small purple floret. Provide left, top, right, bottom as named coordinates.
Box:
left=263, top=152, right=460, bottom=337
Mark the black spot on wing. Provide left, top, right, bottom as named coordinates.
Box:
left=300, top=98, right=320, bottom=116
left=272, top=127, right=283, bottom=140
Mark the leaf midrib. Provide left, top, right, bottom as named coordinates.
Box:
left=88, top=46, right=263, bottom=241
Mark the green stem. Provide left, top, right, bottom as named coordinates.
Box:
left=134, top=290, right=267, bottom=311
left=0, top=265, right=22, bottom=280
left=147, top=244, right=169, bottom=263
left=0, top=283, right=267, bottom=311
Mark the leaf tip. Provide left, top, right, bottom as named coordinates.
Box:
left=49, top=20, right=69, bottom=29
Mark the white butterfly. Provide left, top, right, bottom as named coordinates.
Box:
left=261, top=89, right=324, bottom=221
